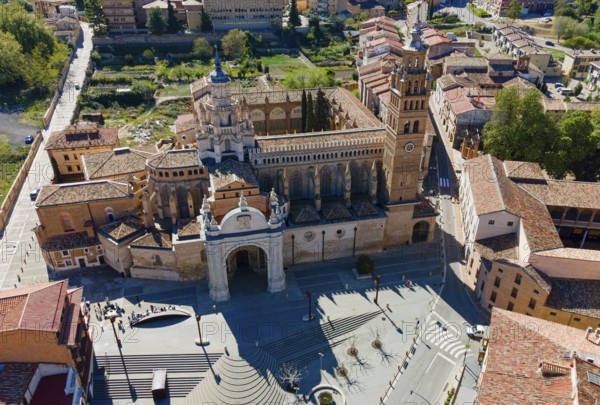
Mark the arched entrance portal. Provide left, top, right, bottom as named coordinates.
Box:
left=226, top=246, right=269, bottom=294
left=412, top=221, right=429, bottom=243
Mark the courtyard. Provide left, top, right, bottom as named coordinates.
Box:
left=67, top=239, right=444, bottom=404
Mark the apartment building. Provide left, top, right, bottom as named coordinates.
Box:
left=563, top=48, right=600, bottom=80
left=45, top=122, right=119, bottom=182
left=202, top=0, right=283, bottom=31
left=460, top=155, right=600, bottom=329
left=0, top=281, right=94, bottom=404
left=475, top=0, right=552, bottom=18
left=100, top=0, right=140, bottom=33
left=32, top=0, right=73, bottom=17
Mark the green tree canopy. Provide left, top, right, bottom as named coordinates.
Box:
left=483, top=87, right=557, bottom=164
left=0, top=3, right=56, bottom=54
left=200, top=6, right=213, bottom=32
left=166, top=0, right=180, bottom=33
left=0, top=32, right=26, bottom=87
left=221, top=29, right=248, bottom=59
left=506, top=0, right=523, bottom=21
left=192, top=38, right=213, bottom=61
left=306, top=93, right=315, bottom=132
left=553, top=16, right=577, bottom=42
left=301, top=90, right=307, bottom=132
left=84, top=0, right=108, bottom=36
left=314, top=89, right=329, bottom=132
left=147, top=7, right=166, bottom=35
left=289, top=0, right=301, bottom=27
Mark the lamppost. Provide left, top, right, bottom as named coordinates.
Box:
left=318, top=352, right=324, bottom=372
left=195, top=315, right=210, bottom=346
left=374, top=275, right=381, bottom=305
left=109, top=315, right=122, bottom=348
left=303, top=291, right=314, bottom=321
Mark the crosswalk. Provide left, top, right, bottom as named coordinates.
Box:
left=421, top=318, right=473, bottom=361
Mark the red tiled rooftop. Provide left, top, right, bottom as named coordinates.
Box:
left=0, top=363, right=38, bottom=404
left=0, top=281, right=68, bottom=333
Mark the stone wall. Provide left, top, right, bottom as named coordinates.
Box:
left=282, top=218, right=386, bottom=265
left=174, top=239, right=208, bottom=280
left=0, top=133, right=44, bottom=234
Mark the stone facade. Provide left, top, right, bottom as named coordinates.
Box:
left=35, top=37, right=437, bottom=301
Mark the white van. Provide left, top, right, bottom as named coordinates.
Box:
left=467, top=324, right=486, bottom=339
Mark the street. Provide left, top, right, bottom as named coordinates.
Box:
left=0, top=23, right=94, bottom=291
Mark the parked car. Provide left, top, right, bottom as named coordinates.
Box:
left=545, top=40, right=555, bottom=46
left=558, top=87, right=574, bottom=96
left=467, top=324, right=486, bottom=339
left=24, top=135, right=35, bottom=144
left=74, top=82, right=81, bottom=90
left=541, top=17, right=552, bottom=23
left=554, top=82, right=563, bottom=89
left=29, top=189, right=40, bottom=202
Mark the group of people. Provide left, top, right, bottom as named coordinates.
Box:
left=128, top=305, right=179, bottom=327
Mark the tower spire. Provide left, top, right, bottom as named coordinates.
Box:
left=214, top=45, right=221, bottom=70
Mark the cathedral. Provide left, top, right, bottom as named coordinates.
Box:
left=35, top=25, right=436, bottom=301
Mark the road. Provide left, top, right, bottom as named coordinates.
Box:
left=386, top=128, right=488, bottom=403
left=0, top=23, right=94, bottom=291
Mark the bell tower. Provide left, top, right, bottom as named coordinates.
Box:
left=382, top=20, right=432, bottom=203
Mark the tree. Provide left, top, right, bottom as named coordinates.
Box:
left=84, top=0, right=107, bottom=36
left=74, top=0, right=85, bottom=11
left=314, top=88, right=329, bottom=131
left=574, top=82, right=583, bottom=96
left=146, top=7, right=166, bottom=35
left=221, top=29, right=248, bottom=60
left=356, top=254, right=374, bottom=275
left=192, top=38, right=213, bottom=62
left=301, top=90, right=307, bottom=132
left=0, top=32, right=26, bottom=87
left=166, top=0, right=180, bottom=34
left=200, top=6, right=213, bottom=32
left=289, top=0, right=301, bottom=27
left=553, top=16, right=577, bottom=42
left=483, top=87, right=557, bottom=164
left=277, top=363, right=306, bottom=392
left=545, top=111, right=598, bottom=178
left=506, top=0, right=523, bottom=21
left=306, top=93, right=315, bottom=132
left=0, top=3, right=56, bottom=54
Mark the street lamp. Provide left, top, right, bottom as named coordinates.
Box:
left=109, top=315, right=122, bottom=348
left=374, top=275, right=381, bottom=305
left=318, top=352, right=324, bottom=372
left=195, top=315, right=210, bottom=346
left=303, top=291, right=314, bottom=321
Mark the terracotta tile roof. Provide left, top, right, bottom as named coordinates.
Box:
left=466, top=155, right=563, bottom=252
left=256, top=128, right=386, bottom=149
left=474, top=234, right=519, bottom=264
left=290, top=202, right=321, bottom=224
left=41, top=231, right=99, bottom=252
left=209, top=159, right=258, bottom=191
left=59, top=287, right=83, bottom=346
left=503, top=160, right=547, bottom=181
left=444, top=56, right=488, bottom=68
left=36, top=180, right=131, bottom=207
left=522, top=264, right=552, bottom=294
left=518, top=179, right=600, bottom=210
left=177, top=219, right=201, bottom=239
left=479, top=308, right=600, bottom=404
left=45, top=122, right=118, bottom=150
left=98, top=216, right=145, bottom=242
left=0, top=363, right=38, bottom=404
left=0, top=281, right=68, bottom=333
left=130, top=230, right=172, bottom=249
left=147, top=148, right=200, bottom=169
left=546, top=278, right=600, bottom=319
left=176, top=113, right=196, bottom=134
left=82, top=147, right=155, bottom=180
left=574, top=358, right=600, bottom=405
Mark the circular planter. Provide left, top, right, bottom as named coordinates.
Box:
left=318, top=392, right=334, bottom=405
left=347, top=347, right=358, bottom=357
left=371, top=339, right=383, bottom=350
left=336, top=366, right=348, bottom=378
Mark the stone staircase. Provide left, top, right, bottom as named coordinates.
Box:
left=93, top=352, right=222, bottom=400
left=261, top=310, right=383, bottom=368
left=185, top=350, right=293, bottom=405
